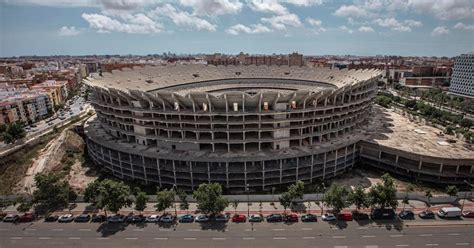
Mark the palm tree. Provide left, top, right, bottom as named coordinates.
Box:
left=402, top=184, right=414, bottom=211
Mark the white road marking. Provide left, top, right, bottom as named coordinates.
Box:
left=0, top=228, right=10, bottom=231
left=212, top=238, right=227, bottom=240
left=395, top=245, right=410, bottom=247
left=52, top=229, right=63, bottom=231
left=184, top=238, right=197, bottom=240
left=10, top=237, right=23, bottom=240
left=69, top=237, right=81, bottom=240
left=188, top=229, right=200, bottom=231
left=333, top=236, right=346, bottom=239
left=301, top=228, right=313, bottom=230
left=159, top=229, right=172, bottom=232
left=272, top=228, right=285, bottom=231
left=334, top=246, right=348, bottom=248
left=358, top=227, right=369, bottom=229
left=365, top=246, right=378, bottom=248
left=25, top=228, right=36, bottom=231
left=154, top=238, right=168, bottom=240
left=125, top=238, right=137, bottom=240
left=273, top=237, right=287, bottom=240
left=455, top=243, right=469, bottom=246
left=243, top=237, right=255, bottom=240
left=79, top=229, right=91, bottom=231
left=390, top=235, right=403, bottom=237
left=425, top=244, right=439, bottom=247
left=303, top=237, right=316, bottom=239
left=133, top=229, right=144, bottom=231
left=97, top=237, right=110, bottom=240
left=245, top=229, right=253, bottom=231
left=362, top=235, right=376, bottom=238
left=39, top=237, right=51, bottom=240
left=448, top=233, right=460, bottom=236
left=419, top=234, right=433, bottom=237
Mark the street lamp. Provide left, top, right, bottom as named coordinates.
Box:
left=246, top=184, right=250, bottom=217
left=461, top=180, right=473, bottom=212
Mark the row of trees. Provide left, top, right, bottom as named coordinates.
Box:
left=0, top=123, right=26, bottom=144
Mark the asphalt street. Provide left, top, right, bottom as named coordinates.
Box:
left=1, top=219, right=473, bottom=248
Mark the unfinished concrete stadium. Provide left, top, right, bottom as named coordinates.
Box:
left=83, top=65, right=473, bottom=192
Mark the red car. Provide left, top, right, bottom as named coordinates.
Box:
left=337, top=213, right=353, bottom=221
left=232, top=214, right=246, bottom=222
left=462, top=211, right=474, bottom=218
left=284, top=214, right=298, bottom=222
left=19, top=213, right=35, bottom=222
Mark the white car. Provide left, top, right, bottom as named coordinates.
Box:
left=146, top=215, right=160, bottom=223
left=195, top=215, right=210, bottom=222
left=160, top=214, right=175, bottom=223
left=321, top=213, right=336, bottom=221
left=58, top=214, right=74, bottom=223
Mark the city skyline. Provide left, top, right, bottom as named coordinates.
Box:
left=1, top=0, right=473, bottom=57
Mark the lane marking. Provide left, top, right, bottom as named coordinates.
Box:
left=362, top=235, right=376, bottom=238
left=365, top=246, right=378, bottom=248
left=154, top=238, right=168, bottom=240
left=69, top=237, right=81, bottom=240
left=425, top=244, right=439, bottom=247
left=187, top=229, right=200, bottom=232
left=52, top=229, right=63, bottom=231
left=11, top=237, right=23, bottom=240
left=125, top=238, right=137, bottom=240
left=396, top=245, right=410, bottom=247
left=39, top=237, right=51, bottom=240
left=25, top=228, right=36, bottom=231
left=303, top=237, right=316, bottom=239
left=301, top=228, right=313, bottom=231
left=272, top=228, right=285, bottom=231
left=97, top=237, right=110, bottom=240
left=0, top=228, right=9, bottom=231
left=419, top=234, right=433, bottom=237
left=133, top=229, right=144, bottom=231
left=448, top=233, right=460, bottom=236
left=333, top=236, right=346, bottom=239
left=455, top=243, right=469, bottom=246
left=212, top=238, right=226, bottom=240
left=390, top=235, right=403, bottom=237
left=79, top=229, right=91, bottom=231
left=159, top=229, right=172, bottom=232
left=273, top=237, right=287, bottom=240
left=243, top=237, right=255, bottom=240
left=334, top=246, right=348, bottom=248
left=184, top=238, right=197, bottom=240
left=358, top=227, right=369, bottom=229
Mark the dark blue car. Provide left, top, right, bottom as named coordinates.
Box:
left=178, top=214, right=194, bottom=223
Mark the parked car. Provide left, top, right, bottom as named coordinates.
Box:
left=215, top=214, right=230, bottom=222
left=266, top=214, right=283, bottom=222
left=107, top=214, right=125, bottom=223
left=371, top=209, right=395, bottom=220
left=437, top=207, right=462, bottom=218
left=45, top=215, right=59, bottom=222
left=462, top=211, right=474, bottom=218
left=337, top=213, right=353, bottom=221
left=160, top=214, right=175, bottom=223
left=284, top=214, right=298, bottom=222
left=91, top=214, right=106, bottom=223
left=74, top=214, right=91, bottom=223
left=178, top=214, right=194, bottom=223
left=321, top=213, right=336, bottom=221
left=352, top=211, right=369, bottom=221
left=126, top=214, right=145, bottom=223
left=19, top=213, right=35, bottom=222
left=145, top=215, right=160, bottom=223
left=399, top=210, right=415, bottom=220
left=249, top=215, right=264, bottom=222
left=301, top=214, right=317, bottom=222
left=195, top=215, right=210, bottom=222
left=419, top=210, right=435, bottom=219
left=3, top=214, right=19, bottom=223
left=232, top=214, right=247, bottom=223
left=58, top=214, right=75, bottom=223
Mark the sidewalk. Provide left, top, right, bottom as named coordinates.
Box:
left=3, top=200, right=474, bottom=216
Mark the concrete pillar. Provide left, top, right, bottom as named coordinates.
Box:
left=207, top=162, right=211, bottom=183
left=378, top=150, right=382, bottom=159
left=395, top=155, right=399, bottom=164
left=279, top=159, right=283, bottom=184
left=334, top=149, right=338, bottom=176
left=456, top=165, right=460, bottom=174
left=141, top=156, right=148, bottom=184
left=226, top=162, right=229, bottom=189
left=172, top=160, right=177, bottom=185
left=439, top=163, right=443, bottom=173
left=296, top=157, right=299, bottom=180
left=188, top=161, right=194, bottom=190
left=310, top=154, right=314, bottom=183
left=323, top=152, right=327, bottom=180
left=156, top=159, right=162, bottom=187
left=262, top=161, right=265, bottom=191
left=418, top=160, right=422, bottom=171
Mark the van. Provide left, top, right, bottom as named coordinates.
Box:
left=437, top=207, right=462, bottom=218
left=370, top=208, right=395, bottom=220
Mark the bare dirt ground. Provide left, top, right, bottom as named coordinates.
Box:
left=67, top=159, right=98, bottom=194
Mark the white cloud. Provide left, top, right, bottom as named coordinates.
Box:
left=81, top=13, right=163, bottom=34
left=179, top=0, right=243, bottom=16
left=374, top=18, right=411, bottom=32
left=226, top=23, right=272, bottom=35
left=339, top=25, right=353, bottom=34
left=151, top=4, right=217, bottom=31
left=333, top=5, right=367, bottom=18
left=306, top=18, right=322, bottom=27
left=404, top=19, right=423, bottom=27
left=285, top=0, right=322, bottom=6
left=358, top=26, right=374, bottom=32
left=2, top=0, right=98, bottom=7
left=261, top=13, right=302, bottom=30
left=58, top=26, right=81, bottom=36
left=98, top=0, right=148, bottom=10
left=409, top=0, right=474, bottom=20
left=454, top=22, right=474, bottom=31
left=431, top=26, right=449, bottom=36
left=248, top=0, right=288, bottom=15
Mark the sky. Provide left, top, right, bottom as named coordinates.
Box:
left=0, top=0, right=473, bottom=57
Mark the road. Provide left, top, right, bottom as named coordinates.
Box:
left=1, top=219, right=473, bottom=248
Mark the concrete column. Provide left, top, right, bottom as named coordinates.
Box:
left=456, top=165, right=460, bottom=174
left=141, top=156, right=148, bottom=184
left=262, top=161, right=265, bottom=191
left=418, top=160, right=422, bottom=171
left=378, top=150, right=382, bottom=159
left=188, top=161, right=194, bottom=190
left=279, top=159, right=283, bottom=184
left=172, top=160, right=177, bottom=185
left=334, top=149, right=338, bottom=176
left=296, top=157, right=299, bottom=180
left=117, top=151, right=124, bottom=178
left=395, top=155, right=399, bottom=164
left=310, top=154, right=314, bottom=183
left=244, top=162, right=247, bottom=187
left=156, top=159, right=162, bottom=187
left=439, top=163, right=443, bottom=173
left=207, top=162, right=211, bottom=183
left=226, top=162, right=229, bottom=188
left=323, top=152, right=327, bottom=180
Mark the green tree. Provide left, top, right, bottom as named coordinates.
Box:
left=231, top=200, right=239, bottom=214
left=348, top=185, right=368, bottom=210
left=177, top=189, right=189, bottom=214
left=16, top=197, right=32, bottom=213
left=134, top=191, right=148, bottom=213
left=402, top=184, right=414, bottom=211
left=279, top=192, right=292, bottom=214
left=1, top=123, right=26, bottom=144
left=155, top=188, right=175, bottom=213
left=32, top=172, right=73, bottom=212
left=460, top=118, right=473, bottom=129
left=84, top=180, right=101, bottom=205
left=95, top=179, right=133, bottom=216
left=287, top=180, right=305, bottom=200
left=375, top=95, right=392, bottom=108
left=192, top=183, right=228, bottom=216
left=425, top=190, right=433, bottom=208
left=368, top=173, right=398, bottom=209
left=322, top=184, right=350, bottom=214
left=446, top=185, right=459, bottom=197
